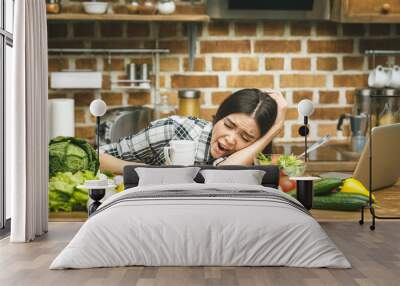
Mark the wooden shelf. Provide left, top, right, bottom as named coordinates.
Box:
left=47, top=13, right=210, bottom=22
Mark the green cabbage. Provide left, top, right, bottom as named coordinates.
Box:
left=49, top=171, right=97, bottom=212
left=49, top=136, right=99, bottom=177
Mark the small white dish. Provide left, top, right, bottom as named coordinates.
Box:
left=82, top=2, right=108, bottom=15
left=77, top=179, right=116, bottom=190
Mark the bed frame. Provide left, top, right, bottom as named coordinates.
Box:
left=123, top=165, right=280, bottom=189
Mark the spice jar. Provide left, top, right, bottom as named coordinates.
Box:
left=154, top=95, right=175, bottom=119
left=157, top=0, right=176, bottom=15
left=127, top=0, right=140, bottom=14
left=139, top=0, right=156, bottom=15
left=46, top=0, right=61, bottom=14
left=178, top=90, right=200, bottom=118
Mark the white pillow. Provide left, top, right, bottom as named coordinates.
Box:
left=200, top=169, right=266, bottom=185
left=136, top=167, right=200, bottom=186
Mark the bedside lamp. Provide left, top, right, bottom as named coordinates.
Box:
left=297, top=99, right=314, bottom=162
left=85, top=99, right=108, bottom=216
left=89, top=99, right=107, bottom=160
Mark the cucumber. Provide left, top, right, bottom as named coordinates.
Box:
left=313, top=178, right=343, bottom=196
left=313, top=193, right=368, bottom=211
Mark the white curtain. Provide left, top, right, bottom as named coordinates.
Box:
left=8, top=0, right=48, bottom=242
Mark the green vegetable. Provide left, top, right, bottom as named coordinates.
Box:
left=49, top=136, right=99, bottom=177
left=312, top=193, right=368, bottom=211
left=313, top=178, right=343, bottom=196
left=49, top=170, right=97, bottom=212
left=277, top=154, right=302, bottom=169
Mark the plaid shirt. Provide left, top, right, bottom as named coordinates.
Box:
left=100, top=115, right=214, bottom=165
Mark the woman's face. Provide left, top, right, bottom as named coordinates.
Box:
left=210, top=113, right=261, bottom=158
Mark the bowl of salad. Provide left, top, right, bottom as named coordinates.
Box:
left=255, top=153, right=306, bottom=192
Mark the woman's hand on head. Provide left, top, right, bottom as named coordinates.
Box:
left=265, top=90, right=287, bottom=132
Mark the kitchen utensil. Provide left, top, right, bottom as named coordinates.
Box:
left=98, top=106, right=153, bottom=145
left=136, top=63, right=151, bottom=88
left=163, top=140, right=196, bottom=166
left=337, top=113, right=368, bottom=153
left=178, top=89, right=200, bottom=118
left=154, top=95, right=175, bottom=119
left=82, top=2, right=108, bottom=14
left=157, top=0, right=176, bottom=14
left=127, top=63, right=136, bottom=82
left=388, top=65, right=400, bottom=88
left=368, top=65, right=390, bottom=88
left=298, top=134, right=331, bottom=158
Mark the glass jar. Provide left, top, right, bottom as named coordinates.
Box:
left=154, top=95, right=175, bottom=119
left=127, top=0, right=140, bottom=14
left=46, top=0, right=61, bottom=14
left=178, top=90, right=200, bottom=118
left=139, top=0, right=156, bottom=15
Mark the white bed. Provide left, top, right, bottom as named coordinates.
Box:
left=50, top=183, right=351, bottom=269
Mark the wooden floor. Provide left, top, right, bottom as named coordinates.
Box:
left=1, top=221, right=399, bottom=286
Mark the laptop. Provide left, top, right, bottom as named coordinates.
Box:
left=320, top=123, right=400, bottom=191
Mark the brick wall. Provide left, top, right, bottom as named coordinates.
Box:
left=48, top=17, right=400, bottom=142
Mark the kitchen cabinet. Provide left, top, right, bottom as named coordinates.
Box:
left=331, top=0, right=400, bottom=23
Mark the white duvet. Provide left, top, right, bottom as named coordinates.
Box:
left=50, top=183, right=351, bottom=269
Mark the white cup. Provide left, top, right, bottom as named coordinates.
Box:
left=388, top=65, right=400, bottom=88
left=163, top=140, right=196, bottom=166
left=368, top=65, right=390, bottom=88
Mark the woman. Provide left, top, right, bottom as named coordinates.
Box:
left=100, top=88, right=287, bottom=174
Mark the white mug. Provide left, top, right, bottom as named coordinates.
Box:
left=368, top=65, right=390, bottom=88
left=163, top=140, right=196, bottom=166
left=388, top=65, right=400, bottom=88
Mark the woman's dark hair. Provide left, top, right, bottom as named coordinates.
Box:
left=213, top=89, right=278, bottom=136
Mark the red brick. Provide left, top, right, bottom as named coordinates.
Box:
left=290, top=22, right=311, bottom=36
left=291, top=58, right=311, bottom=71
left=200, top=108, right=218, bottom=122
left=345, top=90, right=355, bottom=104
left=183, top=57, right=205, bottom=72
left=227, top=75, right=274, bottom=88
left=171, top=75, right=218, bottom=88
left=311, top=107, right=352, bottom=120
left=239, top=57, right=259, bottom=71
left=48, top=40, right=85, bottom=49
left=369, top=24, right=391, bottom=36
left=75, top=126, right=95, bottom=141
left=100, top=22, right=123, bottom=38
left=212, top=91, right=232, bottom=105
left=73, top=22, right=95, bottom=38
left=263, top=21, right=285, bottom=36
left=160, top=57, right=180, bottom=72
left=48, top=23, right=68, bottom=39
left=103, top=58, right=125, bottom=71
left=368, top=56, right=389, bottom=69
left=342, top=24, right=367, bottom=36
left=128, top=92, right=151, bottom=106
left=75, top=58, right=97, bottom=70
left=92, top=40, right=142, bottom=49
left=333, top=74, right=368, bottom=87
left=291, top=124, right=303, bottom=138
left=317, top=124, right=338, bottom=137
left=101, top=92, right=123, bottom=106
left=201, top=40, right=251, bottom=53
left=265, top=58, right=284, bottom=70
left=212, top=57, right=231, bottom=71
left=159, top=40, right=188, bottom=54
left=280, top=75, right=326, bottom=88
left=359, top=38, right=400, bottom=53
left=319, top=91, right=339, bottom=104
left=48, top=58, right=69, bottom=72
left=126, top=23, right=151, bottom=37
left=315, top=22, right=337, bottom=36
left=292, top=91, right=313, bottom=104
left=343, top=56, right=365, bottom=70
left=159, top=23, right=178, bottom=38
left=75, top=109, right=85, bottom=123
left=234, top=22, right=257, bottom=36
left=73, top=93, right=95, bottom=107
left=317, top=57, right=337, bottom=71
left=207, top=22, right=230, bottom=36
left=308, top=40, right=353, bottom=53
left=102, top=75, right=111, bottom=90
left=255, top=40, right=301, bottom=53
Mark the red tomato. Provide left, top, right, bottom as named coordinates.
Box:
left=279, top=176, right=296, bottom=193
